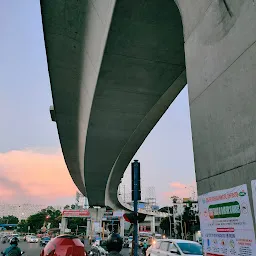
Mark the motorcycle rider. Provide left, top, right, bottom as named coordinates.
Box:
left=2, top=237, right=22, bottom=256
left=105, top=233, right=123, bottom=256
left=142, top=240, right=148, bottom=255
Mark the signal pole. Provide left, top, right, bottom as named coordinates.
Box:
left=132, top=160, right=141, bottom=256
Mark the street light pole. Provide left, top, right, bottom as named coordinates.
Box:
left=185, top=186, right=196, bottom=201
left=167, top=207, right=172, bottom=238
left=132, top=160, right=140, bottom=256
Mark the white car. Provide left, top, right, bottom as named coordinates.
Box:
left=146, top=239, right=203, bottom=256
left=8, top=235, right=20, bottom=242
left=26, top=235, right=38, bottom=243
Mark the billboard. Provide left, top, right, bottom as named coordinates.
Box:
left=62, top=210, right=90, bottom=217
left=199, top=184, right=256, bottom=255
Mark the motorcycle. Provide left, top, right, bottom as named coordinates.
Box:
left=1, top=251, right=25, bottom=255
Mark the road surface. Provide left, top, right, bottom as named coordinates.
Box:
left=0, top=241, right=42, bottom=256
left=0, top=241, right=134, bottom=256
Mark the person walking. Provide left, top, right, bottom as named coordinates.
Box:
left=106, top=233, right=123, bottom=256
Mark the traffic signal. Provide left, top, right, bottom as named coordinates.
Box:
left=123, top=213, right=146, bottom=223
left=131, top=161, right=141, bottom=201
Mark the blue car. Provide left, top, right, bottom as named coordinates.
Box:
left=40, top=236, right=51, bottom=246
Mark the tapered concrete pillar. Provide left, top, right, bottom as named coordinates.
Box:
left=151, top=216, right=155, bottom=234
left=86, top=218, right=91, bottom=237
left=60, top=217, right=68, bottom=234
left=89, top=208, right=106, bottom=236
left=120, top=217, right=125, bottom=237
left=179, top=0, right=256, bottom=216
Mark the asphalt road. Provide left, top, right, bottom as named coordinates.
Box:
left=0, top=242, right=135, bottom=256
left=0, top=241, right=42, bottom=256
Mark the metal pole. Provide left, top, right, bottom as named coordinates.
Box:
left=181, top=215, right=184, bottom=239
left=133, top=160, right=139, bottom=256
left=167, top=207, right=172, bottom=238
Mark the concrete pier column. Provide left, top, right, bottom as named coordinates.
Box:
left=120, top=216, right=125, bottom=237
left=86, top=218, right=91, bottom=237
left=60, top=217, right=68, bottom=234
left=89, top=208, right=106, bottom=236
left=151, top=216, right=155, bottom=234
left=180, top=0, right=256, bottom=216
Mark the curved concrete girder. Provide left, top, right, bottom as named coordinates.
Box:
left=40, top=0, right=117, bottom=195
left=41, top=0, right=186, bottom=207
left=106, top=71, right=187, bottom=210
left=84, top=0, right=186, bottom=206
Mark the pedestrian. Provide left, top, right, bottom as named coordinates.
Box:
left=142, top=240, right=148, bottom=255
left=106, top=233, right=123, bottom=256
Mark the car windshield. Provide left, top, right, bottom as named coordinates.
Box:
left=177, top=242, right=203, bottom=255
left=31, top=236, right=36, bottom=239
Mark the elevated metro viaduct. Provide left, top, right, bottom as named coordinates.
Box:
left=41, top=0, right=256, bottom=220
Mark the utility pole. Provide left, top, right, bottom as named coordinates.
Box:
left=167, top=207, right=172, bottom=238
left=132, top=160, right=141, bottom=256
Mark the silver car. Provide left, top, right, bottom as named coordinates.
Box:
left=146, top=239, right=203, bottom=256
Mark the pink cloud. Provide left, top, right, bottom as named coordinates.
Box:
left=161, top=181, right=197, bottom=204
left=170, top=182, right=186, bottom=189
left=0, top=149, right=77, bottom=204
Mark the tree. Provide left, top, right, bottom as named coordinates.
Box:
left=26, top=212, right=47, bottom=233
left=64, top=205, right=70, bottom=210
left=182, top=205, right=200, bottom=240
left=41, top=206, right=62, bottom=229
left=0, top=215, right=19, bottom=224
left=160, top=215, right=175, bottom=236
left=68, top=218, right=87, bottom=232
left=17, top=219, right=28, bottom=233
left=26, top=206, right=62, bottom=233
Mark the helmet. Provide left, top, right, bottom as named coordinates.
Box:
left=106, top=233, right=123, bottom=252
left=10, top=237, right=19, bottom=245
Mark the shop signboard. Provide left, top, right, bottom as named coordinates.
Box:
left=62, top=210, right=90, bottom=218
left=198, top=184, right=256, bottom=256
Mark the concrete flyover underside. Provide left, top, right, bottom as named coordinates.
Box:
left=41, top=0, right=186, bottom=208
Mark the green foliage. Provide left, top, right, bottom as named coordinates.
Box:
left=0, top=215, right=19, bottom=224
left=160, top=204, right=200, bottom=239
left=67, top=218, right=87, bottom=232
left=160, top=215, right=175, bottom=236
left=41, top=206, right=62, bottom=229
left=26, top=211, right=47, bottom=232
left=19, top=206, right=62, bottom=233
left=17, top=219, right=28, bottom=232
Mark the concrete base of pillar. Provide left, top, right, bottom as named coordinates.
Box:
left=151, top=216, right=155, bottom=234
left=89, top=208, right=106, bottom=237
left=86, top=218, right=91, bottom=237
left=60, top=217, right=68, bottom=234
left=120, top=216, right=125, bottom=237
